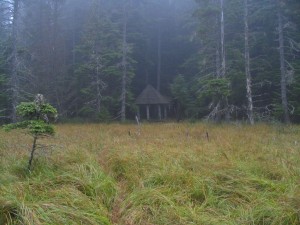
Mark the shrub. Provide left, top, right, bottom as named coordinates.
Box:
left=3, top=94, right=57, bottom=171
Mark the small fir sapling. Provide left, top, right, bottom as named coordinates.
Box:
left=3, top=94, right=57, bottom=171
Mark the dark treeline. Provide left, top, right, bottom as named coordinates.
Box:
left=0, top=0, right=300, bottom=123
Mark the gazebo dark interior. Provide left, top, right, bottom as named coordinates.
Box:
left=135, top=85, right=171, bottom=120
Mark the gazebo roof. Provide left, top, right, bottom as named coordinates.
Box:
left=135, top=85, right=171, bottom=105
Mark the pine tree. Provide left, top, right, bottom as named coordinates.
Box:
left=244, top=0, right=254, bottom=124
left=76, top=0, right=122, bottom=119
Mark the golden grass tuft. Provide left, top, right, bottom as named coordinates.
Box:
left=0, top=122, right=299, bottom=224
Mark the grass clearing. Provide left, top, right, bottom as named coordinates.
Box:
left=0, top=123, right=299, bottom=224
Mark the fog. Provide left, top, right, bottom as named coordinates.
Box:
left=0, top=0, right=300, bottom=123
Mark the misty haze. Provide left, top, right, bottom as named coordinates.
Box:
left=0, top=0, right=300, bottom=224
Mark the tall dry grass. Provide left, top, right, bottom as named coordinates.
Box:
left=0, top=123, right=299, bottom=224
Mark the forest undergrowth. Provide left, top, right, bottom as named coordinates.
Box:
left=0, top=123, right=299, bottom=225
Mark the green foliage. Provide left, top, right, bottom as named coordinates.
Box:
left=4, top=120, right=54, bottom=136
left=0, top=74, right=8, bottom=122
left=189, top=0, right=300, bottom=121
left=3, top=96, right=57, bottom=171
left=170, top=75, right=189, bottom=105
left=73, top=0, right=141, bottom=121
left=5, top=101, right=57, bottom=122
left=1, top=0, right=300, bottom=123
left=78, top=106, right=95, bottom=118
left=272, top=103, right=284, bottom=121
left=0, top=74, right=5, bottom=84
left=171, top=75, right=191, bottom=119
left=4, top=101, right=57, bottom=136
left=0, top=75, right=7, bottom=112
left=15, top=102, right=36, bottom=118
left=198, top=78, right=231, bottom=101
left=97, top=108, right=112, bottom=122
left=290, top=70, right=300, bottom=122
left=39, top=103, right=58, bottom=117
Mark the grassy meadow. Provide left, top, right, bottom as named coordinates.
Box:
left=0, top=123, right=299, bottom=225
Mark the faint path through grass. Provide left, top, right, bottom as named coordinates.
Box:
left=1, top=123, right=299, bottom=224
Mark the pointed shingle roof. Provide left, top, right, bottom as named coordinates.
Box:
left=135, top=85, right=171, bottom=105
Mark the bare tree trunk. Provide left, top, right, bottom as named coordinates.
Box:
left=121, top=3, right=128, bottom=122
left=216, top=48, right=221, bottom=78
left=10, top=0, right=20, bottom=122
left=220, top=0, right=226, bottom=78
left=220, top=0, right=230, bottom=121
left=95, top=59, right=101, bottom=113
left=244, top=0, right=254, bottom=125
left=277, top=0, right=290, bottom=123
left=52, top=0, right=62, bottom=113
left=156, top=26, right=162, bottom=92
left=209, top=0, right=228, bottom=122
left=214, top=3, right=221, bottom=78
left=145, top=39, right=150, bottom=85
left=95, top=1, right=102, bottom=114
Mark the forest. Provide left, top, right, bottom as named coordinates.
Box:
left=1, top=0, right=300, bottom=123
left=1, top=1, right=300, bottom=224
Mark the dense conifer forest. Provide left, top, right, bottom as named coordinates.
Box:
left=1, top=2, right=300, bottom=224
left=1, top=0, right=300, bottom=123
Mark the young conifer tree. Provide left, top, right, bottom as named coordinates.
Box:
left=4, top=94, right=57, bottom=171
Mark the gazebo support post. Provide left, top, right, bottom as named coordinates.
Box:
left=135, top=85, right=171, bottom=120
left=146, top=105, right=150, bottom=120
left=158, top=105, right=162, bottom=120
left=137, top=107, right=140, bottom=120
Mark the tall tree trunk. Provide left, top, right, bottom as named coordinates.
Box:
left=95, top=58, right=101, bottom=113
left=216, top=48, right=221, bottom=78
left=145, top=39, right=150, bottom=85
left=121, top=4, right=128, bottom=122
left=244, top=0, right=254, bottom=125
left=10, top=0, right=20, bottom=122
left=156, top=26, right=162, bottom=92
left=209, top=0, right=228, bottom=122
left=52, top=0, right=62, bottom=112
left=220, top=0, right=226, bottom=78
left=95, top=1, right=102, bottom=114
left=220, top=0, right=230, bottom=121
left=72, top=7, right=76, bottom=73
left=277, top=0, right=290, bottom=123
left=214, top=1, right=221, bottom=78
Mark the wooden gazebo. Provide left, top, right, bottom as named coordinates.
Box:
left=135, top=85, right=171, bottom=120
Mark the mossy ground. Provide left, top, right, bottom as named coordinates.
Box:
left=0, top=123, right=299, bottom=224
